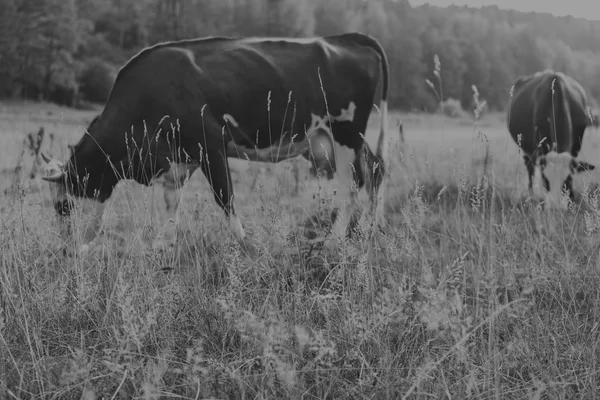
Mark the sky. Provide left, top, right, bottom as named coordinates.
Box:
left=408, top=0, right=600, bottom=22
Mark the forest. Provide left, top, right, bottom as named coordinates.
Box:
left=2, top=0, right=600, bottom=113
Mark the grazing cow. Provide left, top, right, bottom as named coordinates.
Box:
left=40, top=33, right=390, bottom=252
left=507, top=70, right=596, bottom=205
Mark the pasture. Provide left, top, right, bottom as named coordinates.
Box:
left=2, top=101, right=600, bottom=399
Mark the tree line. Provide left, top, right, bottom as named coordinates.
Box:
left=2, top=0, right=600, bottom=113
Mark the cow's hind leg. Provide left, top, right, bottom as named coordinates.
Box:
left=562, top=124, right=587, bottom=201
left=312, top=135, right=361, bottom=250
left=358, top=143, right=386, bottom=226
left=200, top=150, right=246, bottom=245
left=324, top=139, right=382, bottom=247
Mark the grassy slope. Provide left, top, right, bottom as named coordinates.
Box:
left=1, top=101, right=600, bottom=398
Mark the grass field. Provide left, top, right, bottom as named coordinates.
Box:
left=2, top=100, right=600, bottom=399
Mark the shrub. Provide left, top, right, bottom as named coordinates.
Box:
left=440, top=97, right=465, bottom=118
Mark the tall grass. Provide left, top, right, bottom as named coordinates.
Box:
left=1, top=85, right=600, bottom=399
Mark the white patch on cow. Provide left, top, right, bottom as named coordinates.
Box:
left=306, top=102, right=357, bottom=136
left=331, top=101, right=356, bottom=123
left=304, top=102, right=357, bottom=169
left=228, top=213, right=246, bottom=242
left=308, top=113, right=330, bottom=134
left=223, top=113, right=240, bottom=128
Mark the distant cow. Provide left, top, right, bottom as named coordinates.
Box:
left=40, top=33, right=390, bottom=252
left=507, top=70, right=596, bottom=204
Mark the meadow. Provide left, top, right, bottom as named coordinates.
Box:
left=2, top=100, right=600, bottom=399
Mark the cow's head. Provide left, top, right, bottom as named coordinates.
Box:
left=39, top=152, right=74, bottom=239
left=41, top=152, right=70, bottom=195
left=538, top=151, right=595, bottom=208
left=40, top=152, right=105, bottom=249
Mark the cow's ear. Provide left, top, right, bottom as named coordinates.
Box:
left=572, top=159, right=595, bottom=173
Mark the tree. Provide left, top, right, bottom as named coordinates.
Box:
left=509, top=26, right=547, bottom=77
left=3, top=0, right=600, bottom=111
left=0, top=0, right=20, bottom=96
left=313, top=0, right=355, bottom=36
left=459, top=42, right=490, bottom=110
left=421, top=29, right=467, bottom=107
left=266, top=0, right=315, bottom=37
left=3, top=0, right=82, bottom=103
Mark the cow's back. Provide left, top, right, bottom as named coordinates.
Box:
left=102, top=34, right=384, bottom=152
left=561, top=73, right=590, bottom=125
left=183, top=35, right=382, bottom=147
left=192, top=35, right=381, bottom=110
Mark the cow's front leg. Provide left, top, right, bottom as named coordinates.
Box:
left=201, top=150, right=249, bottom=248
left=321, top=145, right=358, bottom=252
left=153, top=162, right=199, bottom=251
left=355, top=143, right=387, bottom=229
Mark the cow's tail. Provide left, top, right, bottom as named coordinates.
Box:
left=370, top=42, right=389, bottom=164
left=349, top=33, right=389, bottom=224
left=550, top=75, right=572, bottom=154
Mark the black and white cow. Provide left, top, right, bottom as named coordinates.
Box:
left=508, top=70, right=596, bottom=205
left=41, top=33, right=390, bottom=252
